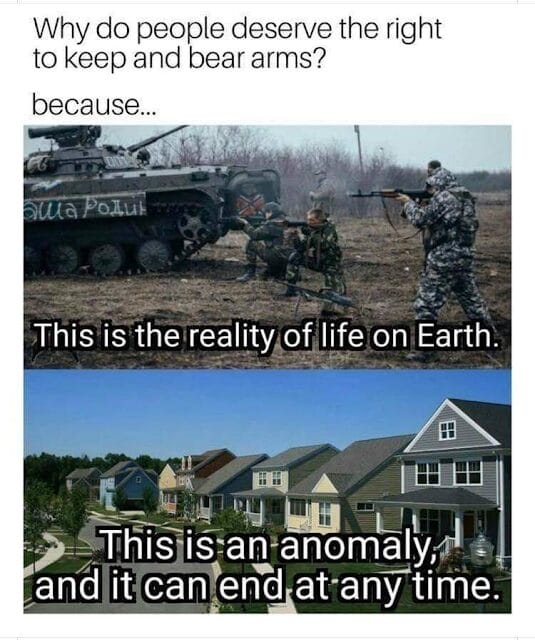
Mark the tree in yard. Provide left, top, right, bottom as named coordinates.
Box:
left=182, top=487, right=197, bottom=521
left=212, top=508, right=251, bottom=534
left=112, top=486, right=128, bottom=513
left=142, top=486, right=158, bottom=518
left=58, top=485, right=88, bottom=557
left=24, top=481, right=52, bottom=575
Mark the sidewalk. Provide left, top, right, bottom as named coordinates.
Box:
left=251, top=562, right=297, bottom=614
left=24, top=532, right=65, bottom=578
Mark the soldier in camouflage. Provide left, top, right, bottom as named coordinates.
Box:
left=235, top=202, right=296, bottom=282
left=396, top=167, right=494, bottom=358
left=284, top=208, right=346, bottom=315
left=310, top=169, right=336, bottom=216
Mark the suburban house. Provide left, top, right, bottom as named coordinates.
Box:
left=232, top=444, right=339, bottom=527
left=195, top=454, right=268, bottom=522
left=65, top=467, right=102, bottom=501
left=159, top=448, right=235, bottom=514
left=286, top=435, right=414, bottom=534
left=375, top=398, right=511, bottom=568
left=99, top=460, right=159, bottom=511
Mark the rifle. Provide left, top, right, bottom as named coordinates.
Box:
left=347, top=188, right=430, bottom=201
left=278, top=281, right=356, bottom=310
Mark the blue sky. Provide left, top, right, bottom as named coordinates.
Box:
left=24, top=370, right=510, bottom=458
left=25, top=125, right=511, bottom=173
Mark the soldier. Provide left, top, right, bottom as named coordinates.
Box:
left=396, top=167, right=494, bottom=361
left=235, top=202, right=295, bottom=282
left=309, top=169, right=336, bottom=216
left=284, top=208, right=346, bottom=316
left=427, top=159, right=442, bottom=177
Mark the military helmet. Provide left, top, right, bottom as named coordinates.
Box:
left=264, top=202, right=285, bottom=218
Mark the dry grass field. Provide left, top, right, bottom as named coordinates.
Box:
left=24, top=197, right=510, bottom=369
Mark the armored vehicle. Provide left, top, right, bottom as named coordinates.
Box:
left=24, top=125, right=280, bottom=275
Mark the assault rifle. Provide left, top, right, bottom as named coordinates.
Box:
left=278, top=281, right=356, bottom=310
left=347, top=188, right=430, bottom=202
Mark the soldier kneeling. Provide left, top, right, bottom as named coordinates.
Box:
left=235, top=202, right=295, bottom=282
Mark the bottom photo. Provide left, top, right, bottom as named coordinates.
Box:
left=23, top=369, right=511, bottom=614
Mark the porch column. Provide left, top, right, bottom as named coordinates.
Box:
left=454, top=509, right=464, bottom=548
left=376, top=507, right=384, bottom=533
left=208, top=497, right=212, bottom=522
left=412, top=508, right=420, bottom=533
left=284, top=498, right=288, bottom=526
left=259, top=497, right=266, bottom=526
left=233, top=497, right=238, bottom=511
left=246, top=498, right=251, bottom=515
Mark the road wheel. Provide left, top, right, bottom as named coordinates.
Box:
left=89, top=243, right=125, bottom=276
left=176, top=202, right=217, bottom=243
left=136, top=239, right=172, bottom=272
left=24, top=245, right=41, bottom=275
left=45, top=243, right=79, bottom=275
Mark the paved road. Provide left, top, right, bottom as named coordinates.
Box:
left=27, top=517, right=212, bottom=613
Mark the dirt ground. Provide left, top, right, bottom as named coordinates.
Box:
left=24, top=197, right=511, bottom=369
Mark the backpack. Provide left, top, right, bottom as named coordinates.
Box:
left=449, top=187, right=479, bottom=247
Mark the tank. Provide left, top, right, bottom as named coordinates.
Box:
left=24, top=125, right=280, bottom=275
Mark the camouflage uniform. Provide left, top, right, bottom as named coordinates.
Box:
left=241, top=219, right=293, bottom=277
left=310, top=173, right=336, bottom=216
left=403, top=168, right=492, bottom=324
left=286, top=221, right=346, bottom=311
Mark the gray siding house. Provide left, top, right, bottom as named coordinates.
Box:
left=99, top=460, right=159, bottom=511
left=195, top=454, right=268, bottom=522
left=375, top=398, right=511, bottom=568
left=232, top=444, right=339, bottom=527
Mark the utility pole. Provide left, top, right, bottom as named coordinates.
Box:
left=354, top=125, right=364, bottom=174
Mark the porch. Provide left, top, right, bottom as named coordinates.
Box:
left=197, top=494, right=224, bottom=522
left=232, top=488, right=286, bottom=527
left=375, top=488, right=501, bottom=561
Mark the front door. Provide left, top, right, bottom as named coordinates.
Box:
left=464, top=512, right=476, bottom=538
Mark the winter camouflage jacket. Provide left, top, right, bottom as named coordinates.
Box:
left=403, top=168, right=478, bottom=270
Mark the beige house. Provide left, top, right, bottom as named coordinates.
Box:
left=159, top=448, right=235, bottom=515
left=286, top=434, right=413, bottom=534
left=232, top=444, right=338, bottom=527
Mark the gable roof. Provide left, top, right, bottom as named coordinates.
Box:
left=196, top=454, right=268, bottom=495
left=449, top=399, right=511, bottom=447
left=177, top=448, right=234, bottom=474
left=101, top=460, right=137, bottom=478
left=253, top=444, right=337, bottom=470
left=289, top=434, right=414, bottom=497
left=115, top=466, right=158, bottom=490
left=66, top=467, right=101, bottom=480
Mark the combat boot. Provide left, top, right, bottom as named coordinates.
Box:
left=236, top=266, right=256, bottom=282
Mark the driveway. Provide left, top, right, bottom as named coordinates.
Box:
left=27, top=516, right=212, bottom=613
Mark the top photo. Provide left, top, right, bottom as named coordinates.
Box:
left=23, top=125, right=511, bottom=370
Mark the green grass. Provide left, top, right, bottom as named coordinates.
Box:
left=24, top=554, right=90, bottom=601
left=216, top=552, right=268, bottom=613
left=23, top=549, right=44, bottom=568
left=47, top=532, right=91, bottom=551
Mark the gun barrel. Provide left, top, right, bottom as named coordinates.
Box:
left=285, top=220, right=308, bottom=228
left=347, top=188, right=429, bottom=200
left=28, top=125, right=85, bottom=140
left=127, top=125, right=188, bottom=153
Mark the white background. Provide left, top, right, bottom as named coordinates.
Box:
left=0, top=0, right=532, bottom=637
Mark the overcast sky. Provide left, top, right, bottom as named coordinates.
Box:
left=24, top=125, right=511, bottom=173
left=25, top=369, right=510, bottom=458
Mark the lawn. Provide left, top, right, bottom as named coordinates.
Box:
left=23, top=549, right=44, bottom=568
left=216, top=552, right=268, bottom=613
left=24, top=554, right=90, bottom=602
left=47, top=531, right=92, bottom=551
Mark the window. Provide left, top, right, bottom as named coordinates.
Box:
left=271, top=499, right=282, bottom=514
left=356, top=502, right=374, bottom=512
left=272, top=471, right=282, bottom=486
left=416, top=462, right=440, bottom=485
left=136, top=476, right=141, bottom=483
left=455, top=460, right=482, bottom=485
left=289, top=499, right=307, bottom=516
left=319, top=502, right=331, bottom=527
left=420, top=509, right=440, bottom=535
left=258, top=471, right=267, bottom=486
left=439, top=420, right=456, bottom=440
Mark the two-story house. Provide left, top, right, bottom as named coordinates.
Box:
left=159, top=448, right=235, bottom=514
left=375, top=398, right=511, bottom=568
left=286, top=435, right=413, bottom=534
left=100, top=460, right=159, bottom=511
left=65, top=467, right=102, bottom=501
left=232, top=444, right=339, bottom=527
left=196, top=454, right=268, bottom=522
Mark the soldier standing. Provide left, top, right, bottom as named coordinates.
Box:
left=284, top=208, right=346, bottom=316
left=310, top=169, right=336, bottom=216
left=235, top=202, right=295, bottom=282
left=396, top=167, right=494, bottom=361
